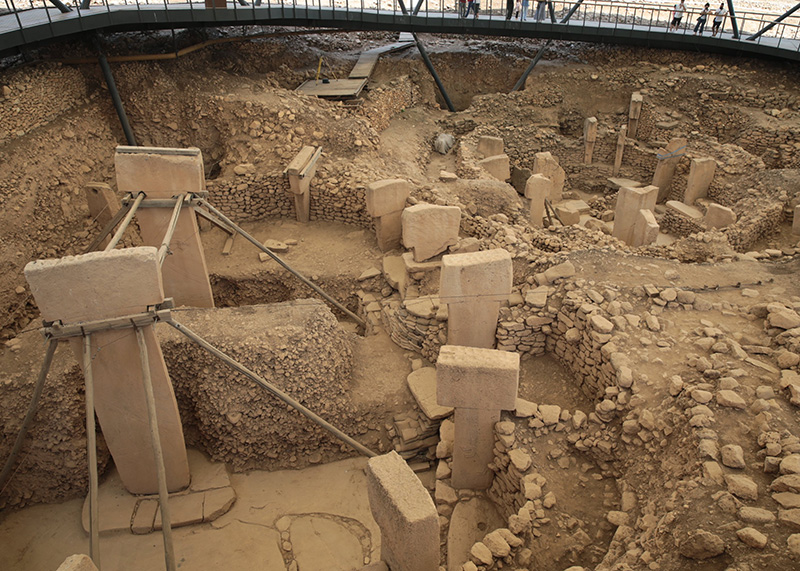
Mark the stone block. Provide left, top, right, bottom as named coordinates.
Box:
left=666, top=200, right=703, bottom=221
left=452, top=408, right=500, bottom=490
left=477, top=154, right=510, bottom=181
left=612, top=185, right=658, bottom=246
left=477, top=136, right=504, bottom=157
left=652, top=138, right=687, bottom=202
left=440, top=249, right=512, bottom=304
left=631, top=209, right=659, bottom=247
left=366, top=451, right=439, bottom=571
left=704, top=203, right=737, bottom=229
left=525, top=174, right=553, bottom=228
left=584, top=116, right=598, bottom=163
left=374, top=211, right=404, bottom=252
left=532, top=152, right=566, bottom=202
left=56, top=555, right=99, bottom=571
left=402, top=203, right=461, bottom=262
left=684, top=157, right=717, bottom=205
left=436, top=345, right=519, bottom=410
left=628, top=92, right=643, bottom=138
left=407, top=368, right=454, bottom=420
left=84, top=182, right=120, bottom=228
left=555, top=204, right=581, bottom=226
left=793, top=205, right=800, bottom=235
left=115, top=146, right=204, bottom=199
left=366, top=179, right=410, bottom=218
left=24, top=247, right=164, bottom=323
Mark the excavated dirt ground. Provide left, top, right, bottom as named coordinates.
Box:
left=1, top=19, right=800, bottom=571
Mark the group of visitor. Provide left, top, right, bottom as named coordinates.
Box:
left=459, top=0, right=549, bottom=20
left=670, top=0, right=728, bottom=36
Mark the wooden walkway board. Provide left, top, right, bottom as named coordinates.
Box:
left=296, top=78, right=368, bottom=98
left=348, top=36, right=415, bottom=79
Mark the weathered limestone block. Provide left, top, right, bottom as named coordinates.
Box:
left=402, top=203, right=461, bottom=262
left=24, top=247, right=190, bottom=495
left=367, top=179, right=411, bottom=252
left=631, top=209, right=659, bottom=247
left=525, top=174, right=553, bottom=228
left=652, top=138, right=687, bottom=203
left=584, top=117, right=598, bottom=164
left=84, top=182, right=120, bottom=231
left=684, top=157, right=717, bottom=205
left=532, top=152, right=566, bottom=202
left=628, top=92, right=643, bottom=139
left=115, top=146, right=214, bottom=309
left=613, top=125, right=628, bottom=176
left=440, top=249, right=512, bottom=348
left=612, top=185, right=658, bottom=246
left=704, top=203, right=737, bottom=229
left=793, top=204, right=800, bottom=236
left=477, top=154, right=510, bottom=181
left=285, top=145, right=322, bottom=223
left=477, top=136, right=504, bottom=157
left=56, top=555, right=99, bottom=571
left=366, top=451, right=439, bottom=571
left=667, top=200, right=704, bottom=223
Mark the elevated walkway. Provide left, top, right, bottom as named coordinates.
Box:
left=1, top=3, right=799, bottom=63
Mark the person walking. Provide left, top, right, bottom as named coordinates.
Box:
left=465, top=0, right=480, bottom=18
left=514, top=0, right=522, bottom=19
left=535, top=0, right=547, bottom=22
left=506, top=0, right=514, bottom=20
left=711, top=3, right=727, bottom=36
left=669, top=0, right=686, bottom=31
left=694, top=2, right=710, bottom=35
left=520, top=0, right=529, bottom=20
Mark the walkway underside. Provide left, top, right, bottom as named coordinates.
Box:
left=2, top=5, right=799, bottom=62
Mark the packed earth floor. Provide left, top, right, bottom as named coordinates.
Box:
left=1, top=18, right=800, bottom=571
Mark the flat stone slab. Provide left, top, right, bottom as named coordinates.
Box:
left=607, top=177, right=645, bottom=190
left=290, top=515, right=365, bottom=571
left=437, top=345, right=520, bottom=410
left=407, top=367, right=454, bottom=420
left=666, top=200, right=704, bottom=220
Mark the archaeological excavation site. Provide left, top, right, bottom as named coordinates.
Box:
left=2, top=8, right=800, bottom=571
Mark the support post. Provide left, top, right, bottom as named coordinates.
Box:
left=85, top=200, right=134, bottom=253
left=413, top=34, right=456, bottom=113
left=0, top=339, right=58, bottom=490
left=194, top=198, right=365, bottom=327
left=560, top=0, right=585, bottom=23
left=135, top=327, right=177, bottom=571
left=49, top=0, right=72, bottom=13
left=94, top=36, right=137, bottom=146
left=510, top=40, right=552, bottom=93
left=746, top=2, right=800, bottom=41
left=548, top=1, right=556, bottom=22
left=726, top=0, right=740, bottom=38
left=413, top=0, right=425, bottom=15
left=82, top=335, right=100, bottom=568
left=104, top=192, right=145, bottom=251
left=166, top=320, right=377, bottom=458
left=158, top=195, right=187, bottom=266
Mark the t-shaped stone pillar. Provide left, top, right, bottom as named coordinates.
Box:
left=285, top=145, right=322, bottom=223
left=115, top=146, right=214, bottom=309
left=652, top=138, right=687, bottom=203
left=24, top=247, right=190, bottom=494
left=365, top=179, right=410, bottom=252
left=437, top=345, right=519, bottom=489
left=683, top=157, right=717, bottom=205
left=440, top=249, right=512, bottom=348
left=612, top=185, right=658, bottom=246
left=532, top=152, right=566, bottom=202
left=628, top=92, right=643, bottom=139
left=366, top=451, right=439, bottom=571
left=525, top=174, right=553, bottom=228
left=613, top=125, right=627, bottom=176
left=583, top=117, right=598, bottom=164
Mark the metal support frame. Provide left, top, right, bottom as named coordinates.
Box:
left=80, top=0, right=91, bottom=8
left=194, top=207, right=234, bottom=235
left=747, top=2, right=800, bottom=41
left=726, top=0, right=740, bottom=39
left=93, top=35, right=137, bottom=146
left=195, top=198, right=366, bottom=327
left=412, top=0, right=425, bottom=16
left=135, top=326, right=177, bottom=571
left=414, top=33, right=456, bottom=113
left=82, top=335, right=100, bottom=567
left=166, top=320, right=377, bottom=458
left=548, top=1, right=557, bottom=22
left=0, top=339, right=58, bottom=491
left=49, top=0, right=72, bottom=13
left=158, top=194, right=186, bottom=266
left=511, top=40, right=552, bottom=92
left=85, top=200, right=134, bottom=253
left=560, top=0, right=585, bottom=23
left=105, top=192, right=145, bottom=251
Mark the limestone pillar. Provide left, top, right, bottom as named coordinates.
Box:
left=612, top=185, right=658, bottom=246
left=583, top=117, right=598, bottom=164
left=630, top=209, right=659, bottom=247
left=525, top=173, right=553, bottom=228
left=628, top=92, right=643, bottom=139
left=793, top=204, right=800, bottom=235
left=366, top=451, right=439, bottom=571
left=437, top=345, right=519, bottom=489
left=704, top=203, right=737, bottom=229
left=652, top=138, right=687, bottom=203
left=401, top=203, right=461, bottom=262
left=613, top=125, right=627, bottom=176
left=24, top=247, right=190, bottom=494
left=285, top=145, right=321, bottom=223
left=477, top=135, right=504, bottom=157
left=684, top=157, right=717, bottom=205
left=477, top=154, right=510, bottom=181
left=532, top=152, right=566, bottom=202
left=366, top=179, right=410, bottom=252
left=115, top=146, right=214, bottom=309
left=440, top=249, right=512, bottom=348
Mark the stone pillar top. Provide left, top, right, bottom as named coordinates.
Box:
left=437, top=345, right=519, bottom=410
left=365, top=179, right=410, bottom=218
left=24, top=247, right=165, bottom=323
left=440, top=249, right=512, bottom=303
left=115, top=146, right=205, bottom=199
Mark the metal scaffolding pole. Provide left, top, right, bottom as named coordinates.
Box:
left=158, top=194, right=186, bottom=266
left=166, top=320, right=377, bottom=458
left=560, top=0, right=585, bottom=23
left=104, top=192, right=145, bottom=251
left=49, top=0, right=71, bottom=13
left=510, top=40, right=553, bottom=92
left=94, top=35, right=137, bottom=146
left=727, top=0, right=740, bottom=39
left=746, top=2, right=800, bottom=41
left=82, top=335, right=100, bottom=568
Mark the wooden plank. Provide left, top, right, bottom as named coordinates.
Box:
left=348, top=53, right=380, bottom=79
left=296, top=78, right=368, bottom=98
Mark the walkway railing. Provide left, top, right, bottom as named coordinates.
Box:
left=1, top=0, right=799, bottom=56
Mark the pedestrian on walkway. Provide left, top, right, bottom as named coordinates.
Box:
left=535, top=0, right=547, bottom=22
left=670, top=0, right=686, bottom=31
left=694, top=2, right=710, bottom=35
left=465, top=0, right=480, bottom=18
left=520, top=0, right=529, bottom=20
left=514, top=0, right=522, bottom=19
left=506, top=0, right=514, bottom=20
left=459, top=0, right=467, bottom=18
left=711, top=3, right=727, bottom=36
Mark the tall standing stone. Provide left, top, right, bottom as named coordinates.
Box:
left=652, top=138, right=687, bottom=203
left=285, top=145, right=321, bottom=223
left=684, top=157, right=717, bottom=205
left=532, top=152, right=566, bottom=202
left=525, top=174, right=553, bottom=228
left=613, top=125, right=627, bottom=176
left=401, top=203, right=461, bottom=262
left=612, top=185, right=658, bottom=246
left=366, top=451, right=439, bottom=571
left=628, top=92, right=643, bottom=139
left=437, top=345, right=519, bottom=489
left=440, top=249, right=512, bottom=348
left=24, top=248, right=190, bottom=494
left=115, top=146, right=214, bottom=309
left=365, top=179, right=410, bottom=252
left=584, top=117, right=598, bottom=164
